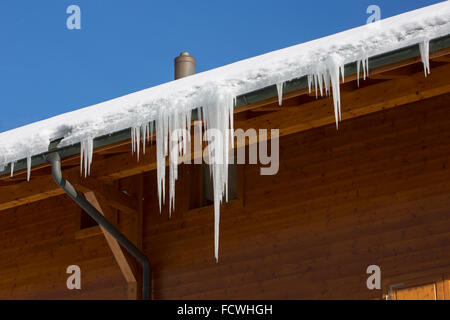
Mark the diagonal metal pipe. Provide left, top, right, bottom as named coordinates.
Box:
left=47, top=152, right=151, bottom=300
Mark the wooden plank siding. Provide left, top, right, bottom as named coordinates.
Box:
left=1, top=92, right=449, bottom=299
left=0, top=196, right=128, bottom=299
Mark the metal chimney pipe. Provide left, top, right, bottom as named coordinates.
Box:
left=174, top=52, right=196, bottom=80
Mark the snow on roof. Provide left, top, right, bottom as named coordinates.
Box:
left=1, top=1, right=450, bottom=168
left=2, top=1, right=450, bottom=260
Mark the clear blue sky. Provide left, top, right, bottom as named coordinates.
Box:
left=0, top=0, right=443, bottom=132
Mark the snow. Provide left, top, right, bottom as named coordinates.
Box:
left=1, top=1, right=450, bottom=260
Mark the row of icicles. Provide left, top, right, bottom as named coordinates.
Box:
left=276, top=40, right=431, bottom=127
left=13, top=40, right=430, bottom=261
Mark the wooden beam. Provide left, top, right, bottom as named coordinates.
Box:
left=0, top=169, right=138, bottom=214
left=432, top=55, right=450, bottom=63
left=369, top=69, right=412, bottom=80
left=76, top=177, right=138, bottom=215
left=84, top=191, right=138, bottom=299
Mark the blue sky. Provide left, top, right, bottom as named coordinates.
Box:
left=0, top=0, right=443, bottom=132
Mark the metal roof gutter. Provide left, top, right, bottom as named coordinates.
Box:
left=2, top=34, right=450, bottom=177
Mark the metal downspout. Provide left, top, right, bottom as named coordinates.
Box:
left=47, top=152, right=151, bottom=300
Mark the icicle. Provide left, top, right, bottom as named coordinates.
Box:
left=314, top=74, right=318, bottom=98
left=308, top=75, right=313, bottom=93
left=135, top=126, right=141, bottom=161
left=200, top=91, right=234, bottom=262
left=362, top=58, right=367, bottom=80
left=10, top=162, right=14, bottom=178
left=419, top=40, right=430, bottom=77
left=356, top=54, right=369, bottom=87
left=168, top=113, right=178, bottom=216
left=357, top=60, right=361, bottom=87
left=309, top=58, right=343, bottom=128
left=156, top=110, right=167, bottom=212
left=80, top=138, right=94, bottom=177
left=276, top=82, right=284, bottom=106
left=327, top=56, right=343, bottom=127
left=131, top=127, right=135, bottom=154
left=318, top=72, right=324, bottom=97
left=142, top=124, right=148, bottom=155
left=154, top=107, right=193, bottom=216
left=340, top=65, right=345, bottom=83
left=26, top=156, right=31, bottom=181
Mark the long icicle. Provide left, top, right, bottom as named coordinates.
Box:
left=201, top=91, right=234, bottom=262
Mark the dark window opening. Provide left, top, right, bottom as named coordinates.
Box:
left=202, top=160, right=238, bottom=207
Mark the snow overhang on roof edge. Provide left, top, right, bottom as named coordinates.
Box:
left=1, top=1, right=450, bottom=172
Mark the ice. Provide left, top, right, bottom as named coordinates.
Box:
left=356, top=53, right=369, bottom=87
left=149, top=104, right=192, bottom=215
left=10, top=162, right=14, bottom=178
left=420, top=40, right=431, bottom=77
left=200, top=91, right=234, bottom=262
left=327, top=57, right=343, bottom=126
left=26, top=156, right=31, bottom=181
left=141, top=121, right=154, bottom=155
left=308, top=55, right=344, bottom=128
left=80, top=138, right=93, bottom=177
left=142, top=123, right=148, bottom=155
left=307, top=75, right=313, bottom=93
left=131, top=126, right=141, bottom=161
left=276, top=82, right=284, bottom=106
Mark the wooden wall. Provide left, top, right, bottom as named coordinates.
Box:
left=1, top=93, right=450, bottom=299
left=145, top=93, right=450, bottom=299
left=0, top=196, right=127, bottom=299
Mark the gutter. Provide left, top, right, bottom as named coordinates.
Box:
left=46, top=151, right=151, bottom=300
